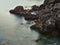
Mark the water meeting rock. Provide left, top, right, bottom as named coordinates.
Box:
left=9, top=0, right=60, bottom=37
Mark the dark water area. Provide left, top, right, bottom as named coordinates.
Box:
left=0, top=0, right=60, bottom=45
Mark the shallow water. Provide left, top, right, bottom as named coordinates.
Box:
left=0, top=0, right=60, bottom=45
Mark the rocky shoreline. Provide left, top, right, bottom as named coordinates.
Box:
left=9, top=0, right=60, bottom=38
left=9, top=5, right=39, bottom=20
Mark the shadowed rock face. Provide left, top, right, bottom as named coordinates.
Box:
left=9, top=0, right=60, bottom=37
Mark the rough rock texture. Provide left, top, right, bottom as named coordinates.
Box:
left=30, top=0, right=60, bottom=37
left=9, top=0, right=60, bottom=37
left=24, top=13, right=38, bottom=20
left=9, top=6, right=25, bottom=15
left=9, top=5, right=39, bottom=20
left=31, top=5, right=40, bottom=11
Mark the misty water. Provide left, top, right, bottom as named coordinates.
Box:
left=0, top=0, right=60, bottom=45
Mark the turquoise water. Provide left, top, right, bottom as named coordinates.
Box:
left=0, top=0, right=60, bottom=45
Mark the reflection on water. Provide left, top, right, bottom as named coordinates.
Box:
left=0, top=0, right=60, bottom=45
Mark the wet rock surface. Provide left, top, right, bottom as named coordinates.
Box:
left=9, top=0, right=60, bottom=38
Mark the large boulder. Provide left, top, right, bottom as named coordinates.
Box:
left=9, top=6, right=25, bottom=15
left=14, top=6, right=24, bottom=12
